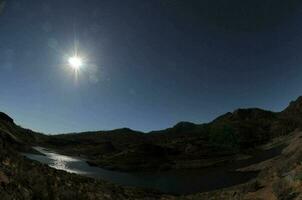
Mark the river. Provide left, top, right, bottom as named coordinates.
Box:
left=22, top=146, right=283, bottom=195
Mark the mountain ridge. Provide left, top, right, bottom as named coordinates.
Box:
left=26, top=95, right=302, bottom=172
left=1, top=96, right=302, bottom=172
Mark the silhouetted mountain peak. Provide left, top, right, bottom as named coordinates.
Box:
left=283, top=96, right=302, bottom=114
left=232, top=108, right=275, bottom=119
left=173, top=122, right=197, bottom=129
left=110, top=128, right=141, bottom=134
left=212, top=108, right=275, bottom=123
left=0, top=112, right=14, bottom=124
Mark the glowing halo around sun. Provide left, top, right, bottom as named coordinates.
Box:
left=66, top=54, right=85, bottom=84
left=68, top=56, right=83, bottom=70
left=62, top=36, right=93, bottom=84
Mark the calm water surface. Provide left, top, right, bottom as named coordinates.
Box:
left=23, top=146, right=283, bottom=194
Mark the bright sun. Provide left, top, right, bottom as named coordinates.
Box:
left=68, top=56, right=83, bottom=69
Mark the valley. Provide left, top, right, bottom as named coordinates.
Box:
left=2, top=96, right=302, bottom=199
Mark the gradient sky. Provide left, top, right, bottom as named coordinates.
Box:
left=1, top=0, right=302, bottom=134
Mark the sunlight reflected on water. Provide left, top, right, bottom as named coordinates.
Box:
left=33, top=147, right=87, bottom=174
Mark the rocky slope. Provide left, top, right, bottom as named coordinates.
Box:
left=180, top=130, right=302, bottom=200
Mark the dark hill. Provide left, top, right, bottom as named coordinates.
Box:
left=282, top=96, right=302, bottom=115
left=0, top=112, right=13, bottom=123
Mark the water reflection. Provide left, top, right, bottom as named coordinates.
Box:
left=28, top=147, right=87, bottom=174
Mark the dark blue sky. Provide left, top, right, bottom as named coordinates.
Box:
left=1, top=0, right=302, bottom=134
